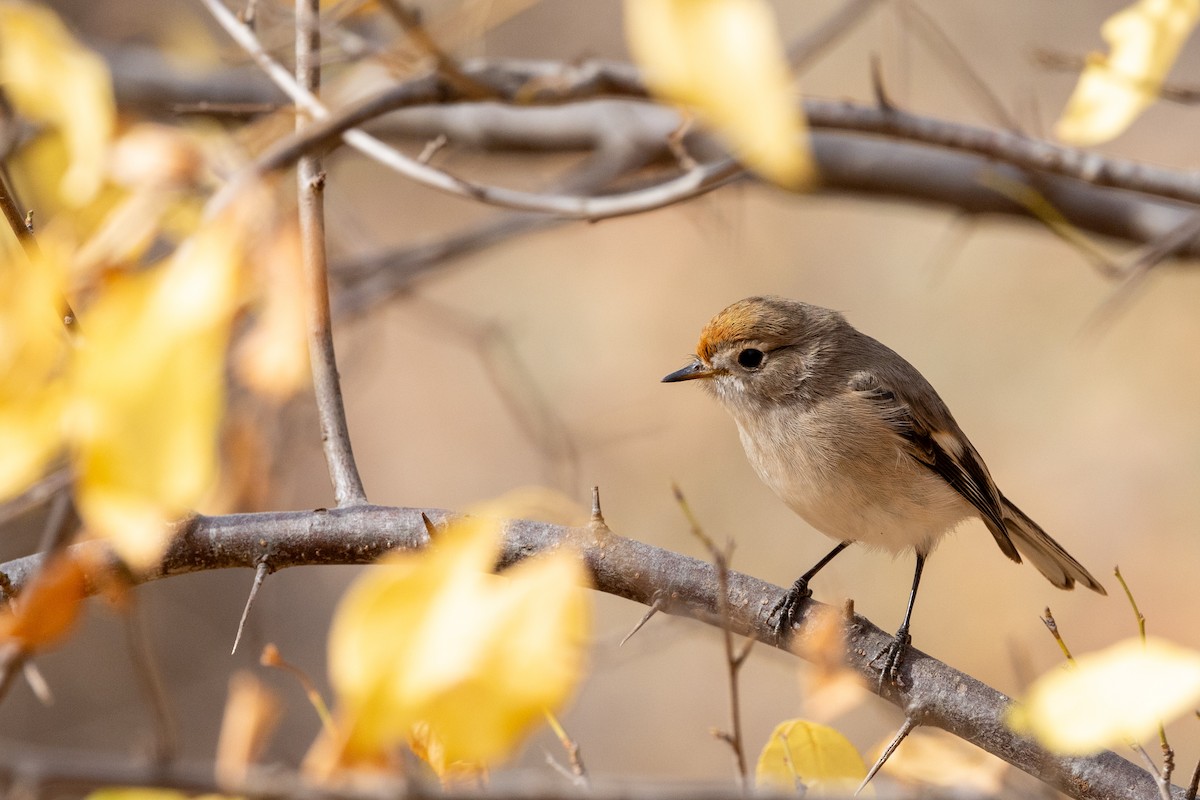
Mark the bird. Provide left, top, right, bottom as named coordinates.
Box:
left=662, top=296, right=1105, bottom=685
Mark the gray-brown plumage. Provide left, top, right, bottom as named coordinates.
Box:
left=663, top=296, right=1105, bottom=684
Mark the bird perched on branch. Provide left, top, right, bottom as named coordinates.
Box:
left=663, top=296, right=1105, bottom=685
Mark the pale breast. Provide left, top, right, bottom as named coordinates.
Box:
left=732, top=395, right=973, bottom=555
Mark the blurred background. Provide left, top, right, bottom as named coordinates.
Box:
left=5, top=0, right=1200, bottom=792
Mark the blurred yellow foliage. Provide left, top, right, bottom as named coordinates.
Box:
left=0, top=244, right=68, bottom=499
left=320, top=499, right=591, bottom=776
left=1009, top=636, right=1200, bottom=754
left=0, top=1, right=115, bottom=206
left=755, top=718, right=867, bottom=795
left=234, top=220, right=310, bottom=400
left=69, top=204, right=247, bottom=569
left=624, top=0, right=813, bottom=187
left=877, top=728, right=1006, bottom=794
left=0, top=4, right=306, bottom=570
left=1056, top=0, right=1200, bottom=145
left=87, top=790, right=236, bottom=800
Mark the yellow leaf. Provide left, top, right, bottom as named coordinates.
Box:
left=0, top=2, right=115, bottom=205
left=0, top=241, right=69, bottom=500
left=756, top=718, right=867, bottom=794
left=624, top=0, right=813, bottom=187
left=73, top=125, right=212, bottom=281
left=325, top=501, right=591, bottom=772
left=1055, top=0, right=1200, bottom=145
left=1008, top=636, right=1200, bottom=754
left=69, top=210, right=246, bottom=569
left=86, top=791, right=189, bottom=800
left=216, top=671, right=282, bottom=789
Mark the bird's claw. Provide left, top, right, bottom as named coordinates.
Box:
left=768, top=579, right=813, bottom=641
left=875, top=629, right=912, bottom=692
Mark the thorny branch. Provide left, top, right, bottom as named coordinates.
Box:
left=99, top=38, right=1200, bottom=260
left=185, top=0, right=1200, bottom=242
left=0, top=505, right=1182, bottom=800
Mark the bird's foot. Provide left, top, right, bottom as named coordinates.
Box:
left=768, top=577, right=813, bottom=641
left=875, top=627, right=912, bottom=692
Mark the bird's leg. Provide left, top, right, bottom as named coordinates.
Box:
left=877, top=553, right=926, bottom=690
left=770, top=541, right=850, bottom=639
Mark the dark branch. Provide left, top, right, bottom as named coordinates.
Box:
left=99, top=43, right=1200, bottom=253
left=0, top=505, right=1178, bottom=800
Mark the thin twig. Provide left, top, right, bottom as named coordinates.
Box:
left=0, top=468, right=72, bottom=527
left=0, top=642, right=25, bottom=707
left=672, top=485, right=749, bottom=787
left=1032, top=47, right=1200, bottom=106
left=976, top=169, right=1119, bottom=277
left=416, top=133, right=447, bottom=164
left=35, top=491, right=77, bottom=555
left=124, top=599, right=179, bottom=764
left=332, top=137, right=661, bottom=318
left=1115, top=566, right=1146, bottom=642
left=231, top=560, right=271, bottom=655
left=896, top=0, right=1021, bottom=131
left=787, top=0, right=881, bottom=73
left=0, top=575, right=50, bottom=705
left=1133, top=744, right=1173, bottom=800
left=1114, top=567, right=1173, bottom=786
left=260, top=644, right=335, bottom=735
left=1040, top=607, right=1076, bottom=665
left=1085, top=214, right=1200, bottom=332
left=542, top=709, right=588, bottom=787
left=197, top=0, right=741, bottom=221
left=21, top=661, right=53, bottom=706
left=376, top=0, right=493, bottom=99
left=295, top=0, right=367, bottom=506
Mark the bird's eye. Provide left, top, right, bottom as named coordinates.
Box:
left=737, top=348, right=765, bottom=369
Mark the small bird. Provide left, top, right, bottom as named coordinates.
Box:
left=663, top=296, right=1105, bottom=684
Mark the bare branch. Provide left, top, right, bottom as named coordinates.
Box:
left=199, top=0, right=740, bottom=220
left=98, top=38, right=1200, bottom=248
left=0, top=505, right=1178, bottom=800
left=294, top=0, right=367, bottom=506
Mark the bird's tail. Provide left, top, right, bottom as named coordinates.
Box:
left=1000, top=495, right=1107, bottom=595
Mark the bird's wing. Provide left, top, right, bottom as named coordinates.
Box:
left=848, top=370, right=1021, bottom=563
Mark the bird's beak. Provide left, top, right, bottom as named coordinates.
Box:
left=662, top=360, right=714, bottom=383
